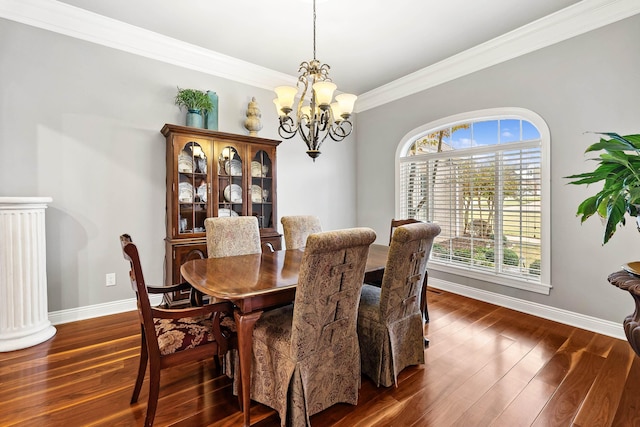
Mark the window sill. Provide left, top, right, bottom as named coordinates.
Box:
left=429, top=261, right=551, bottom=295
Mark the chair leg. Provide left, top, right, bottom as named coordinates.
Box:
left=145, top=361, right=161, bottom=427
left=422, top=273, right=430, bottom=347
left=190, top=288, right=204, bottom=306
left=421, top=273, right=429, bottom=323
left=131, top=327, right=148, bottom=404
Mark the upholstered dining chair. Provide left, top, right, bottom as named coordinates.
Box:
left=281, top=215, right=322, bottom=250
left=120, top=234, right=236, bottom=427
left=240, top=227, right=376, bottom=426
left=204, top=216, right=262, bottom=257
left=389, top=218, right=421, bottom=245
left=197, top=216, right=264, bottom=305
left=358, top=222, right=441, bottom=387
left=388, top=218, right=434, bottom=322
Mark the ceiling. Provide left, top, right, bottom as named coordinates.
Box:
left=56, top=0, right=582, bottom=96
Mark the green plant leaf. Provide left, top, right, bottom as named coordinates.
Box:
left=576, top=195, right=599, bottom=222
left=585, top=138, right=635, bottom=153
left=624, top=134, right=640, bottom=148
left=588, top=132, right=639, bottom=152
left=603, top=194, right=626, bottom=244
left=565, top=162, right=623, bottom=184
left=595, top=132, right=640, bottom=150
left=599, top=152, right=631, bottom=168
left=628, top=186, right=640, bottom=205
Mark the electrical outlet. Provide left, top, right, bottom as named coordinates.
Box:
left=106, top=273, right=116, bottom=287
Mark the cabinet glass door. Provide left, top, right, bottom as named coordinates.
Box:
left=217, top=145, right=244, bottom=217
left=177, top=141, right=208, bottom=235
left=250, top=149, right=274, bottom=229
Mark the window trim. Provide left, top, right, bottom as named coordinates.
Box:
left=395, top=107, right=551, bottom=294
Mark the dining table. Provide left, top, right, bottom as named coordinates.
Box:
left=180, top=243, right=389, bottom=426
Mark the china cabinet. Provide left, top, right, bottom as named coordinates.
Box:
left=162, top=124, right=281, bottom=302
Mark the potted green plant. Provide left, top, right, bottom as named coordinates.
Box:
left=566, top=132, right=640, bottom=244
left=174, top=87, right=214, bottom=128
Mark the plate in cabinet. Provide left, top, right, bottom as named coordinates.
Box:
left=251, top=185, right=263, bottom=203
left=219, top=208, right=239, bottom=217
left=178, top=182, right=193, bottom=202
left=225, top=159, right=242, bottom=176
left=251, top=161, right=262, bottom=177
left=224, top=184, right=242, bottom=203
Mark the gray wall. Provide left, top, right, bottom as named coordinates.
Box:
left=356, top=14, right=640, bottom=322
left=0, top=19, right=357, bottom=312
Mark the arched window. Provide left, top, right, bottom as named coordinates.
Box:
left=396, top=108, right=550, bottom=294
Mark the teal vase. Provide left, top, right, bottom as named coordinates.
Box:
left=205, top=91, right=218, bottom=130
left=186, top=109, right=203, bottom=128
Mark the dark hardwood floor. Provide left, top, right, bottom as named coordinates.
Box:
left=1, top=288, right=639, bottom=426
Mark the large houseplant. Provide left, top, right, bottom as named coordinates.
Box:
left=566, top=132, right=640, bottom=244
left=174, top=87, right=214, bottom=128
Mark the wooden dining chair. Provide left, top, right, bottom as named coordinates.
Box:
left=239, top=227, right=376, bottom=426
left=281, top=215, right=322, bottom=250
left=358, top=222, right=441, bottom=387
left=120, top=234, right=236, bottom=427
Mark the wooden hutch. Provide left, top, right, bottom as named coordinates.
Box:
left=161, top=124, right=282, bottom=302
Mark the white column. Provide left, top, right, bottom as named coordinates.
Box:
left=0, top=197, right=56, bottom=351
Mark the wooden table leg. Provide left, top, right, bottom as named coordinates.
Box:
left=234, top=309, right=263, bottom=427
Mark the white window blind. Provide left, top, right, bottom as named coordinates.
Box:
left=399, top=116, right=545, bottom=289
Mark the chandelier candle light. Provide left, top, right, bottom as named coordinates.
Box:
left=273, top=0, right=357, bottom=160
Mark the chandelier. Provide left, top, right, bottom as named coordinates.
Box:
left=273, top=0, right=357, bottom=160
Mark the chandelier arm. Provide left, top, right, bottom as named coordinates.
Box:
left=327, top=120, right=353, bottom=142
left=277, top=116, right=299, bottom=140
left=278, top=128, right=298, bottom=140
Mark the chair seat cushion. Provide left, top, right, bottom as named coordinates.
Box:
left=154, top=312, right=235, bottom=355
left=253, top=304, right=294, bottom=355
left=359, top=284, right=382, bottom=323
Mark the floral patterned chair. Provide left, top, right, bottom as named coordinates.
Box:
left=389, top=218, right=421, bottom=245
left=120, top=234, right=236, bottom=427
left=281, top=215, right=322, bottom=250
left=204, top=216, right=262, bottom=257
left=241, top=227, right=376, bottom=426
left=357, top=222, right=441, bottom=387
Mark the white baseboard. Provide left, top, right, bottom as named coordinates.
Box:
left=48, top=282, right=626, bottom=342
left=48, top=295, right=163, bottom=325
left=428, top=278, right=626, bottom=341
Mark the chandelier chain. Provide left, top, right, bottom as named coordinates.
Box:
left=313, top=0, right=316, bottom=60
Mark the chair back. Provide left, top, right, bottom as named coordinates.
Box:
left=380, top=222, right=441, bottom=323
left=389, top=218, right=421, bottom=245
left=120, top=234, right=160, bottom=356
left=281, top=215, right=322, bottom=250
left=290, top=227, right=376, bottom=359
left=204, top=216, right=261, bottom=258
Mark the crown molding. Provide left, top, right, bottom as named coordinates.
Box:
left=355, top=0, right=640, bottom=112
left=0, top=0, right=297, bottom=90
left=1, top=0, right=638, bottom=111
